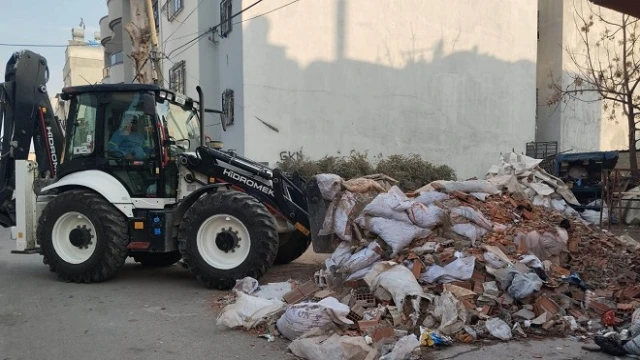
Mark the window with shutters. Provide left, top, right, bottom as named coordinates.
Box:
left=169, top=61, right=186, bottom=94
left=220, top=0, right=233, bottom=37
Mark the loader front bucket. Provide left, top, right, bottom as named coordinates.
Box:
left=303, top=176, right=336, bottom=254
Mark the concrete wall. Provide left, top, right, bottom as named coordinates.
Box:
left=537, top=0, right=630, bottom=153
left=64, top=45, right=104, bottom=87
left=235, top=0, right=538, bottom=179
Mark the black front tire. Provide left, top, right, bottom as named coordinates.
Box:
left=177, top=191, right=279, bottom=290
left=274, top=231, right=311, bottom=265
left=37, top=189, right=130, bottom=283
left=132, top=251, right=182, bottom=267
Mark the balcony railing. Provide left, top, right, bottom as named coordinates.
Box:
left=106, top=51, right=124, bottom=66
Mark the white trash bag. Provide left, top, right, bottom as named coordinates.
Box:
left=217, top=291, right=286, bottom=330
left=276, top=297, right=353, bottom=341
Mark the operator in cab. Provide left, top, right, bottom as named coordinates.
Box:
left=107, top=115, right=152, bottom=160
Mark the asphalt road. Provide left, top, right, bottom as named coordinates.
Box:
left=0, top=229, right=615, bottom=360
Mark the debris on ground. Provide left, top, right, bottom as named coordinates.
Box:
left=216, top=152, right=640, bottom=359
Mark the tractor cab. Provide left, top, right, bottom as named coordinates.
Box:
left=58, top=84, right=203, bottom=199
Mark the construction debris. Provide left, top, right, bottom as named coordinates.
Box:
left=216, top=152, right=640, bottom=359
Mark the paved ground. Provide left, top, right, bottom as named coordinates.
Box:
left=0, top=229, right=618, bottom=359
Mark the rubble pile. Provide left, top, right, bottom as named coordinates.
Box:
left=216, top=153, right=640, bottom=359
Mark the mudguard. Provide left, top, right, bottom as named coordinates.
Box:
left=40, top=170, right=134, bottom=217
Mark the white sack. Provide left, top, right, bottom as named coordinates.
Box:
left=325, top=241, right=353, bottom=271
left=451, top=223, right=488, bottom=245
left=432, top=290, right=467, bottom=335
left=316, top=174, right=344, bottom=201
left=428, top=180, right=500, bottom=195
left=362, top=187, right=413, bottom=223
left=320, top=191, right=358, bottom=241
left=413, top=191, right=449, bottom=205
left=451, top=206, right=494, bottom=231
left=338, top=241, right=382, bottom=275
left=289, top=334, right=377, bottom=360
left=365, top=262, right=425, bottom=309
left=217, top=291, right=286, bottom=330
left=380, top=335, right=420, bottom=360
left=358, top=217, right=431, bottom=256
left=421, top=256, right=475, bottom=284
left=276, top=297, right=353, bottom=341
left=407, top=203, right=446, bottom=229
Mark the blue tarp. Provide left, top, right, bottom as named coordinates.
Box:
left=555, top=151, right=619, bottom=164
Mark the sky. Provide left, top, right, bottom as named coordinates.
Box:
left=0, top=0, right=106, bottom=95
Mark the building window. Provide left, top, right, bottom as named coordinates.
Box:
left=153, top=0, right=160, bottom=34
left=162, top=0, right=184, bottom=21
left=222, top=89, right=234, bottom=125
left=169, top=61, right=186, bottom=94
left=220, top=0, right=233, bottom=37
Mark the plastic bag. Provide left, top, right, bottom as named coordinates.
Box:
left=451, top=223, right=488, bottom=245
left=233, top=277, right=259, bottom=294
left=581, top=209, right=606, bottom=225
left=338, top=241, right=382, bottom=275
left=519, top=254, right=543, bottom=269
left=551, top=199, right=567, bottom=211
left=315, top=174, right=343, bottom=201
left=451, top=206, right=494, bottom=231
left=320, top=191, right=359, bottom=241
left=358, top=216, right=431, bottom=256
left=362, top=187, right=413, bottom=223
left=508, top=272, right=543, bottom=299
left=486, top=317, right=512, bottom=341
left=421, top=256, right=475, bottom=283
left=432, top=291, right=467, bottom=335
left=217, top=291, right=286, bottom=330
left=276, top=297, right=353, bottom=341
left=380, top=334, right=420, bottom=360
left=413, top=191, right=449, bottom=206
left=407, top=203, right=446, bottom=229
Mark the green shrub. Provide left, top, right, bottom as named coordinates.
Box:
left=276, top=151, right=456, bottom=191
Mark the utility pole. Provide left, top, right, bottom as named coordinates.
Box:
left=125, top=0, right=156, bottom=84
left=144, top=0, right=164, bottom=87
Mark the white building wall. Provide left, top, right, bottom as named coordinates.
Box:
left=537, top=0, right=630, bottom=153
left=234, top=0, right=538, bottom=179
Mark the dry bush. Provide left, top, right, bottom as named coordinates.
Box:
left=276, top=151, right=456, bottom=191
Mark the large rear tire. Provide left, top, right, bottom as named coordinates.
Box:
left=37, top=189, right=129, bottom=283
left=274, top=231, right=311, bottom=265
left=132, top=251, right=182, bottom=267
left=177, top=191, right=279, bottom=290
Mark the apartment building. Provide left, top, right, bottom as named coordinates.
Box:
left=100, top=0, right=140, bottom=83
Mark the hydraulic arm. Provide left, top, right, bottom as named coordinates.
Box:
left=0, top=50, right=65, bottom=227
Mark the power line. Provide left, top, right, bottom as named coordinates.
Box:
left=233, top=0, right=301, bottom=25
left=165, top=0, right=265, bottom=59
left=162, top=0, right=206, bottom=51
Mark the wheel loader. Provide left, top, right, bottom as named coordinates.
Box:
left=0, top=50, right=332, bottom=290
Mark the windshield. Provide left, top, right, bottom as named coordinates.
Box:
left=156, top=100, right=201, bottom=153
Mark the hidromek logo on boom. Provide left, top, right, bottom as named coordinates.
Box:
left=223, top=168, right=275, bottom=197
left=46, top=126, right=58, bottom=174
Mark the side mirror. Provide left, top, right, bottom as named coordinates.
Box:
left=176, top=139, right=190, bottom=150
left=141, top=93, right=156, bottom=116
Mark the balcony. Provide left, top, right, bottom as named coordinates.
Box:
left=99, top=16, right=112, bottom=46
left=107, top=0, right=123, bottom=31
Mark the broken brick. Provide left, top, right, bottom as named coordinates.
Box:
left=522, top=209, right=535, bottom=221
left=357, top=320, right=379, bottom=332
left=450, top=281, right=473, bottom=290
left=412, top=261, right=422, bottom=279
left=571, top=291, right=585, bottom=302
left=589, top=301, right=612, bottom=315
left=617, top=303, right=634, bottom=312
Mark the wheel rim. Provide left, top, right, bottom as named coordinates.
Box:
left=51, top=211, right=97, bottom=264
left=196, top=214, right=251, bottom=270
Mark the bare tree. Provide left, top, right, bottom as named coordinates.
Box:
left=547, top=0, right=640, bottom=173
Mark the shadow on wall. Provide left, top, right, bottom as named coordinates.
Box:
left=237, top=15, right=537, bottom=179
